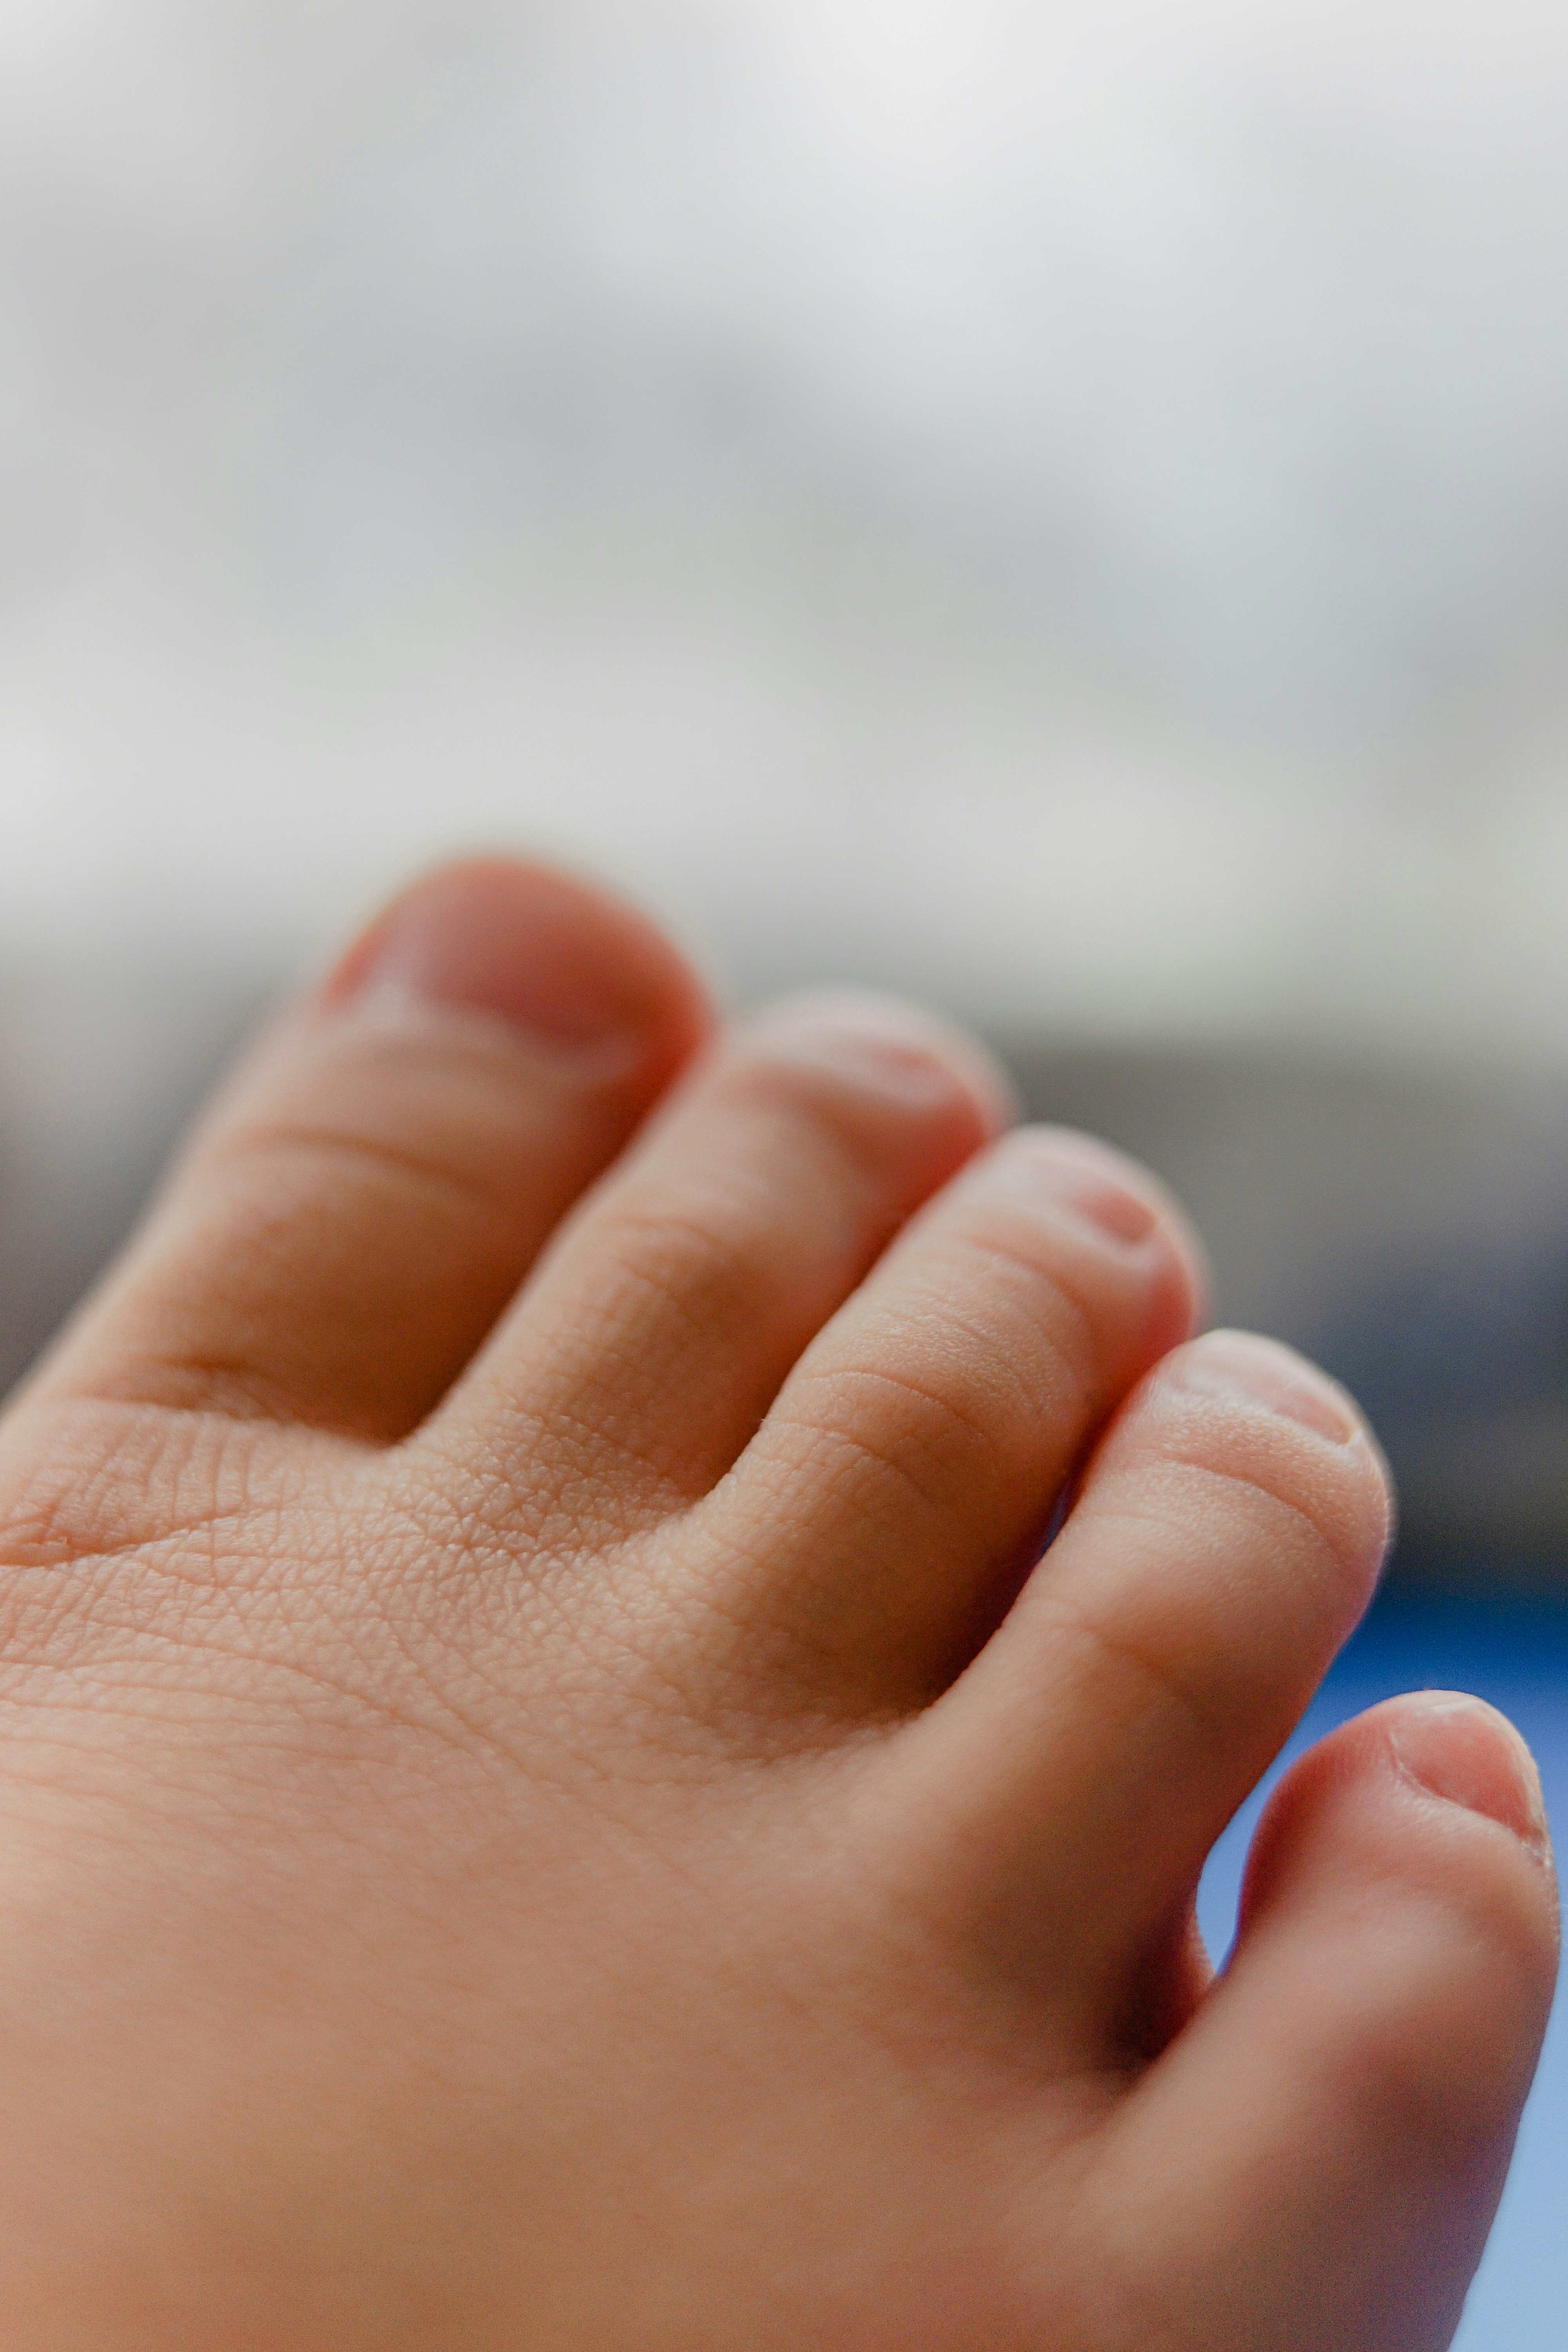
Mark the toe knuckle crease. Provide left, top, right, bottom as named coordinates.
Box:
left=946, top=1225, right=1119, bottom=1390
left=775, top=1369, right=1005, bottom=1526
left=1036, top=1588, right=1227, bottom=1756
left=1158, top=1446, right=1378, bottom=1598
left=206, top=1118, right=518, bottom=1230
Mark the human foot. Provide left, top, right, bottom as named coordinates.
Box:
left=0, top=857, right=1552, bottom=2350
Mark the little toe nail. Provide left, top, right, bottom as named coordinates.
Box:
left=1389, top=1694, right=1551, bottom=1857
left=1169, top=1330, right=1359, bottom=1443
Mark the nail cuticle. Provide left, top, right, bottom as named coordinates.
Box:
left=745, top=996, right=1011, bottom=1124
left=1167, top=1333, right=1358, bottom=1443
left=1388, top=1697, right=1552, bottom=1859
left=968, top=1136, right=1161, bottom=1248
left=339, top=976, right=648, bottom=1081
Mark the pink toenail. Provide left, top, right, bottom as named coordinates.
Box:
left=972, top=1130, right=1161, bottom=1245
left=1388, top=1694, right=1552, bottom=1858
left=325, top=866, right=653, bottom=1063
left=748, top=996, right=1014, bottom=1126
left=1168, top=1330, right=1359, bottom=1442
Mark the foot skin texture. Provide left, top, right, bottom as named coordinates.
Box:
left=0, top=857, right=1553, bottom=2352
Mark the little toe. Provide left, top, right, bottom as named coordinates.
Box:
left=1087, top=1692, right=1557, bottom=2349
left=29, top=858, right=710, bottom=1440
left=677, top=1125, right=1204, bottom=1718
left=897, top=1330, right=1391, bottom=2039
left=420, top=992, right=1012, bottom=1538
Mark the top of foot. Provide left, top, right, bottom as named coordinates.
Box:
left=0, top=855, right=1552, bottom=2352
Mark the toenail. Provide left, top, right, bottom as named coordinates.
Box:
left=746, top=995, right=1013, bottom=1125
left=1388, top=1694, right=1552, bottom=1858
left=967, top=1129, right=1161, bottom=1245
left=1167, top=1330, right=1359, bottom=1442
left=325, top=867, right=657, bottom=1068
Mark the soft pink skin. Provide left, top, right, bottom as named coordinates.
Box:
left=0, top=856, right=1553, bottom=2350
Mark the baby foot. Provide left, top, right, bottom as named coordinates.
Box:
left=0, top=858, right=1553, bottom=2350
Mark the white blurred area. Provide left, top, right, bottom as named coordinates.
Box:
left=3, top=0, right=1568, bottom=1052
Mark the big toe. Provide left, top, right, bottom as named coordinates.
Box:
left=1089, top=1690, right=1557, bottom=2348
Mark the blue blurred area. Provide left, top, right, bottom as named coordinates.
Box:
left=1198, top=1596, right=1568, bottom=2348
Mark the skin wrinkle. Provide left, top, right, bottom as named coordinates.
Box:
left=782, top=1354, right=1034, bottom=1510
left=0, top=1441, right=492, bottom=1763
left=198, top=1115, right=554, bottom=1234
left=397, top=1420, right=570, bottom=1554
left=1002, top=1585, right=1245, bottom=1782
left=607, top=1523, right=907, bottom=1759
left=221, top=1002, right=622, bottom=1114
left=718, top=1385, right=1032, bottom=1641
left=543, top=1194, right=771, bottom=1327
left=0, top=1396, right=327, bottom=1565
left=0, top=1413, right=244, bottom=1568
left=671, top=1436, right=1041, bottom=1737
left=25, top=1586, right=397, bottom=1728
left=0, top=1475, right=302, bottom=1679
left=760, top=1303, right=1094, bottom=1538
left=932, top=1213, right=1132, bottom=1363
left=470, top=1063, right=982, bottom=1496
left=824, top=1317, right=1033, bottom=1447
left=1005, top=1518, right=1357, bottom=1795
left=290, top=1548, right=513, bottom=1768
left=1143, top=1370, right=1384, bottom=1510
left=775, top=1406, right=1004, bottom=1564
left=1053, top=1483, right=1342, bottom=1662
left=712, top=1045, right=978, bottom=1171
left=0, top=1595, right=609, bottom=1836
left=597, top=1148, right=857, bottom=1265
left=380, top=1504, right=720, bottom=1790
left=360, top=1557, right=615, bottom=1788
left=334, top=1557, right=613, bottom=1772
left=520, top=1198, right=829, bottom=1452
left=862, top=1250, right=1098, bottom=1400
left=699, top=1509, right=996, bottom=1723
left=87, top=1353, right=386, bottom=1439
left=416, top=1374, right=655, bottom=1555
left=465, top=1060, right=987, bottom=1521
left=201, top=994, right=594, bottom=1124
left=452, top=1308, right=742, bottom=1535
left=548, top=1581, right=764, bottom=1769
left=1081, top=1440, right=1383, bottom=1621
left=380, top=1531, right=655, bottom=1757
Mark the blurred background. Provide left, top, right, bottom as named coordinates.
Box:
left=2, top=3, right=1568, bottom=2338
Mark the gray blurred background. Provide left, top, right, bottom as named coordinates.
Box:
left=7, top=0, right=1568, bottom=1583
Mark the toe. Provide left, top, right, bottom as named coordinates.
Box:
left=896, top=1329, right=1391, bottom=2039
left=28, top=858, right=710, bottom=1440
left=1083, top=1692, right=1557, bottom=2350
left=674, top=1125, right=1204, bottom=1718
left=419, top=992, right=1012, bottom=1537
